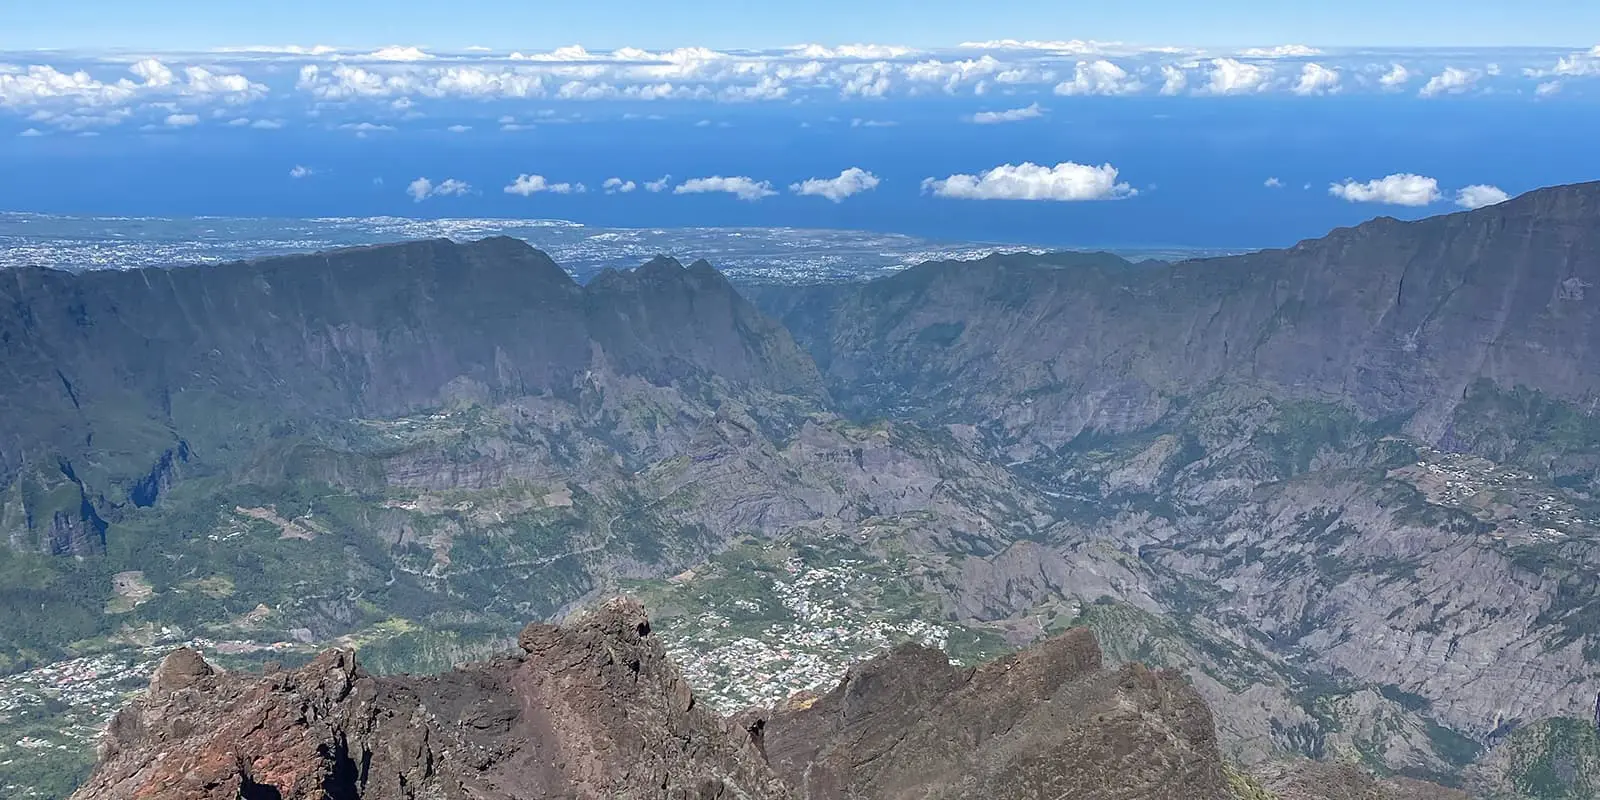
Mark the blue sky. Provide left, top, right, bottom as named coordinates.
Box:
left=6, top=0, right=1600, bottom=51
left=1, top=9, right=1597, bottom=250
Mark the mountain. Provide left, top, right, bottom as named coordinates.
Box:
left=746, top=182, right=1600, bottom=788
left=755, top=181, right=1600, bottom=462
left=0, top=239, right=820, bottom=554
left=68, top=599, right=1459, bottom=800
left=0, top=239, right=842, bottom=664
left=8, top=183, right=1600, bottom=797
left=0, top=238, right=1045, bottom=797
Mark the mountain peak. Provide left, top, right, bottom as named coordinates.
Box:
left=71, top=604, right=1253, bottom=800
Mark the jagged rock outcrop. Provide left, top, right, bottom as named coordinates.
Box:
left=756, top=628, right=1231, bottom=800
left=70, top=602, right=1285, bottom=800
left=72, top=598, right=790, bottom=800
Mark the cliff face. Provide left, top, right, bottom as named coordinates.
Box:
left=69, top=602, right=1250, bottom=800
left=0, top=239, right=821, bottom=550
left=756, top=181, right=1600, bottom=460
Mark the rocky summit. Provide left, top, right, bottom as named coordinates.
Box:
left=69, top=599, right=1452, bottom=800
left=7, top=183, right=1600, bottom=798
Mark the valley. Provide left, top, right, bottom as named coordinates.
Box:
left=4, top=183, right=1600, bottom=797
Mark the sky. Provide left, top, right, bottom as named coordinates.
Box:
left=6, top=0, right=1600, bottom=51
left=1, top=7, right=1598, bottom=251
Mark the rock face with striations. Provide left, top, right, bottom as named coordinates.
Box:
left=755, top=181, right=1600, bottom=458
left=0, top=239, right=822, bottom=551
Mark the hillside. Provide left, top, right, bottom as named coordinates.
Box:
left=4, top=184, right=1600, bottom=797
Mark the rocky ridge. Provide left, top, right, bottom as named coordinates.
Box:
left=71, top=599, right=1458, bottom=800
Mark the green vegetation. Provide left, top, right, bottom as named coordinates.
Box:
left=1503, top=717, right=1600, bottom=799
left=1224, top=763, right=1279, bottom=800
left=1451, top=380, right=1600, bottom=487
left=1253, top=400, right=1363, bottom=477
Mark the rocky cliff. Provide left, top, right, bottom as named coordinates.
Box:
left=71, top=598, right=789, bottom=800
left=72, top=600, right=1455, bottom=800
left=755, top=181, right=1600, bottom=470
left=0, top=239, right=821, bottom=550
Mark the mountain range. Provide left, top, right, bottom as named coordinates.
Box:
left=5, top=182, right=1600, bottom=798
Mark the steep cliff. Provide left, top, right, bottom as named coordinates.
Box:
left=756, top=181, right=1600, bottom=471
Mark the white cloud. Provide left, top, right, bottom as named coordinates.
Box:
left=164, top=113, right=199, bottom=127
left=790, top=167, right=881, bottom=202
left=720, top=75, right=789, bottom=101
left=297, top=63, right=547, bottom=101
left=1526, top=45, right=1600, bottom=78
left=1378, top=64, right=1413, bottom=90
left=1292, top=63, right=1341, bottom=96
left=1265, top=177, right=1284, bottom=188
left=1456, top=184, right=1509, bottom=209
left=1201, top=58, right=1271, bottom=94
left=970, top=102, right=1044, bottom=124
left=213, top=44, right=338, bottom=55
left=1159, top=64, right=1188, bottom=95
left=850, top=118, right=896, bottom=127
left=902, top=55, right=1002, bottom=94
left=364, top=46, right=434, bottom=62
left=789, top=43, right=916, bottom=60
left=251, top=118, right=284, bottom=129
left=1237, top=45, right=1322, bottom=58
left=603, top=177, right=638, bottom=193
left=19, top=127, right=42, bottom=137
left=504, top=173, right=585, bottom=195
left=0, top=60, right=260, bottom=110
left=130, top=59, right=174, bottom=87
left=226, top=117, right=251, bottom=126
left=1486, top=63, right=1502, bottom=77
left=338, top=121, right=395, bottom=132
left=289, top=164, right=313, bottom=178
left=446, top=123, right=471, bottom=132
left=922, top=161, right=1134, bottom=201
left=1329, top=173, right=1441, bottom=206
left=838, top=62, right=894, bottom=97
left=957, top=39, right=1117, bottom=55
left=408, top=176, right=471, bottom=201
left=179, top=66, right=261, bottom=96
left=1536, top=81, right=1562, bottom=97
left=1419, top=67, right=1480, bottom=97
left=1053, top=60, right=1143, bottom=96
left=674, top=175, right=776, bottom=201
left=643, top=175, right=672, bottom=192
